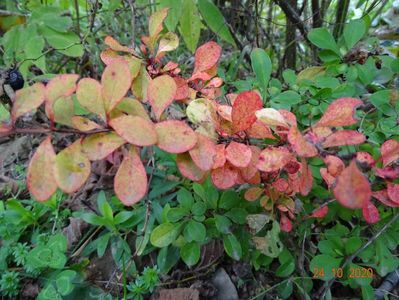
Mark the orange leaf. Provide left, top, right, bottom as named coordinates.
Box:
left=27, top=137, right=57, bottom=201
left=174, top=77, right=189, bottom=101
left=257, top=147, right=292, bottom=172
left=155, top=120, right=197, bottom=153
left=387, top=183, right=399, bottom=204
left=333, top=160, right=371, bottom=209
left=240, top=145, right=261, bottom=182
left=225, top=141, right=252, bottom=168
left=232, top=90, right=263, bottom=133
left=362, top=201, right=380, bottom=224
left=314, top=97, right=362, bottom=127
left=104, top=36, right=136, bottom=55
left=193, top=41, right=221, bottom=74
left=299, top=159, right=313, bottom=196
left=372, top=190, right=399, bottom=207
left=211, top=163, right=238, bottom=189
left=71, top=116, right=101, bottom=132
left=381, top=139, right=399, bottom=167
left=54, top=139, right=91, bottom=193
left=82, top=132, right=125, bottom=160
left=176, top=152, right=207, bottom=181
left=147, top=75, right=177, bottom=120
left=212, top=144, right=226, bottom=169
left=45, top=74, right=79, bottom=121
left=287, top=126, right=318, bottom=157
left=76, top=78, right=106, bottom=121
left=322, top=130, right=365, bottom=148
left=244, top=187, right=264, bottom=201
left=12, top=83, right=46, bottom=120
left=114, top=146, right=147, bottom=205
left=247, top=120, right=275, bottom=139
left=109, top=115, right=157, bottom=146
left=101, top=60, right=132, bottom=112
left=189, top=133, right=217, bottom=171
left=323, top=155, right=345, bottom=177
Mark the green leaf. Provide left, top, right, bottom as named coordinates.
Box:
left=183, top=220, right=206, bottom=242
left=191, top=202, right=207, bottom=216
left=114, top=211, right=134, bottom=224
left=344, top=19, right=366, bottom=49
left=225, top=208, right=247, bottom=224
left=47, top=234, right=67, bottom=253
left=37, top=284, right=62, bottom=300
left=96, top=233, right=111, bottom=258
left=78, top=212, right=106, bottom=226
left=177, top=188, right=194, bottom=210
left=219, top=190, right=240, bottom=210
left=181, top=242, right=200, bottom=267
left=55, top=270, right=76, bottom=296
left=251, top=48, right=272, bottom=94
left=308, top=28, right=340, bottom=56
left=310, top=255, right=343, bottom=281
left=179, top=0, right=201, bottom=52
left=198, top=0, right=235, bottom=46
left=361, top=285, right=374, bottom=300
left=158, top=0, right=184, bottom=31
left=150, top=223, right=182, bottom=248
left=157, top=246, right=180, bottom=274
left=40, top=26, right=83, bottom=57
left=97, top=191, right=113, bottom=221
left=167, top=207, right=188, bottom=222
left=215, top=214, right=232, bottom=234
left=272, top=91, right=301, bottom=105
left=345, top=237, right=362, bottom=255
left=48, top=250, right=67, bottom=269
left=223, top=234, right=242, bottom=260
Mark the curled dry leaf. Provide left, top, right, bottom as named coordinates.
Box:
left=314, top=97, right=362, bottom=128
left=82, top=132, right=125, bottom=161
left=114, top=146, right=147, bottom=205
left=54, top=139, right=91, bottom=194
left=225, top=141, right=252, bottom=168
left=148, top=75, right=177, bottom=120
left=155, top=120, right=197, bottom=153
left=27, top=137, right=57, bottom=201
left=231, top=90, right=263, bottom=133
left=176, top=152, right=207, bottom=181
left=12, top=83, right=46, bottom=120
left=322, top=130, right=366, bottom=148
left=333, top=160, right=371, bottom=209
left=109, top=115, right=157, bottom=146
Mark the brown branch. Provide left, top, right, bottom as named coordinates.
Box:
left=2, top=126, right=111, bottom=138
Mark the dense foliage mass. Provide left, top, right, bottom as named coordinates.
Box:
left=1, top=1, right=399, bottom=299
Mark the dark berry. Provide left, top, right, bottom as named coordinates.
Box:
left=6, top=69, right=25, bottom=91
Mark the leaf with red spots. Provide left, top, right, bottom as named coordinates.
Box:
left=101, top=60, right=132, bottom=112
left=381, top=139, right=399, bottom=167
left=189, top=133, right=217, bottom=171
left=225, top=141, right=252, bottom=168
left=193, top=41, right=222, bottom=74
left=148, top=75, right=177, bottom=120
left=231, top=90, right=263, bottom=133
left=211, top=163, right=238, bottom=189
left=27, top=137, right=57, bottom=201
left=82, top=132, right=125, bottom=161
left=322, top=130, right=366, bottom=148
left=311, top=206, right=329, bottom=218
left=387, top=183, right=399, bottom=204
left=109, top=115, right=157, bottom=146
left=257, top=147, right=292, bottom=172
left=244, top=187, right=264, bottom=201
left=54, top=139, right=91, bottom=194
left=279, top=213, right=292, bottom=232
left=155, top=120, right=197, bottom=153
left=287, top=126, right=318, bottom=157
left=45, top=74, right=79, bottom=121
left=12, top=83, right=46, bottom=120
left=372, top=190, right=399, bottom=207
left=114, top=146, right=147, bottom=205
left=362, top=202, right=380, bottom=224
left=333, top=160, right=371, bottom=209
left=71, top=116, right=101, bottom=132
left=212, top=144, right=226, bottom=169
left=314, top=97, right=363, bottom=127
left=176, top=152, right=207, bottom=181
left=76, top=78, right=106, bottom=121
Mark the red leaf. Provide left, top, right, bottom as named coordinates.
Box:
left=387, top=183, right=399, bottom=204
left=211, top=163, right=238, bottom=189
left=12, top=83, right=46, bottom=120
left=375, top=166, right=399, bottom=180
left=225, top=141, right=252, bottom=168
left=148, top=75, right=177, bottom=120
left=372, top=190, right=399, bottom=207
left=244, top=187, right=264, bottom=201
left=314, top=97, right=363, bottom=127
left=299, top=159, right=313, bottom=196
left=362, top=202, right=380, bottom=224
left=212, top=144, right=226, bottom=169
left=54, top=139, right=91, bottom=193
left=101, top=60, right=132, bottom=112
left=323, top=155, right=345, bottom=177
left=257, top=147, right=292, bottom=172
left=155, top=120, right=197, bottom=153
left=231, top=90, right=263, bottom=133
left=381, top=139, right=399, bottom=167
left=320, top=168, right=336, bottom=187
left=188, top=133, right=217, bottom=171
left=109, top=115, right=157, bottom=146
left=240, top=145, right=261, bottom=182
left=114, top=146, right=147, bottom=205
left=287, top=126, right=318, bottom=157
left=82, top=132, right=125, bottom=161
left=322, top=130, right=365, bottom=148
left=176, top=152, right=207, bottom=181
left=27, top=137, right=57, bottom=201
left=247, top=120, right=275, bottom=139
left=174, top=77, right=189, bottom=100
left=356, top=152, right=375, bottom=167
left=193, top=41, right=222, bottom=74
left=280, top=213, right=292, bottom=232
left=311, top=206, right=329, bottom=218
left=333, top=160, right=371, bottom=209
